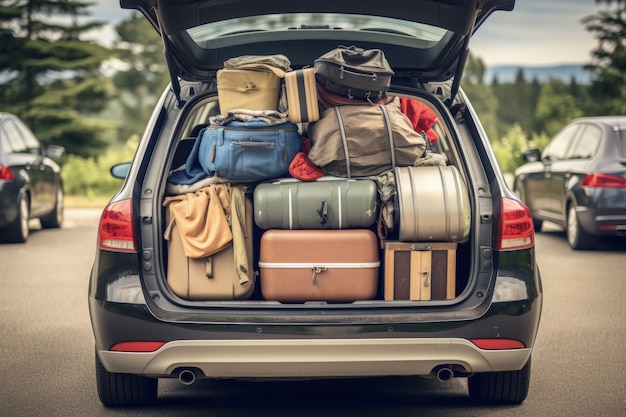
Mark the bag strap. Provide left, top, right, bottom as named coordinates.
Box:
left=333, top=107, right=352, bottom=178
left=379, top=104, right=396, bottom=170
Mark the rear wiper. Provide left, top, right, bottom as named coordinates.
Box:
left=288, top=25, right=341, bottom=30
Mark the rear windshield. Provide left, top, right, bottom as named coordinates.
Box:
left=187, top=13, right=447, bottom=45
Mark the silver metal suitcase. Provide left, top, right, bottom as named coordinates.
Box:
left=394, top=165, right=471, bottom=242
left=253, top=178, right=378, bottom=230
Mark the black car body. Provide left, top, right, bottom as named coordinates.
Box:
left=0, top=112, right=64, bottom=243
left=514, top=116, right=626, bottom=249
left=89, top=0, right=542, bottom=407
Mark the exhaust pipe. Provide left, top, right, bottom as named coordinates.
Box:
left=178, top=369, right=197, bottom=385
left=435, top=367, right=454, bottom=382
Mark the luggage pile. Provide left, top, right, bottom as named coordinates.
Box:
left=163, top=46, right=471, bottom=303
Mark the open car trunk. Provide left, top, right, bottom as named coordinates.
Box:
left=156, top=76, right=479, bottom=309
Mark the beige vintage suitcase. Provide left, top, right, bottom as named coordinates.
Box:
left=259, top=229, right=379, bottom=303
left=384, top=241, right=457, bottom=301
left=217, top=68, right=281, bottom=113
left=164, top=195, right=255, bottom=300
left=394, top=165, right=471, bottom=242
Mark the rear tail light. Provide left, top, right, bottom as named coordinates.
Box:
left=0, top=165, right=15, bottom=180
left=469, top=339, right=526, bottom=350
left=580, top=173, right=626, bottom=187
left=497, top=198, right=534, bottom=250
left=98, top=199, right=136, bottom=252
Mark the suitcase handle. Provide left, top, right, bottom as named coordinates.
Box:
left=310, top=266, right=328, bottom=286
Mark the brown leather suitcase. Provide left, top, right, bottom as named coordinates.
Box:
left=259, top=229, right=379, bottom=303
left=383, top=241, right=457, bottom=301
left=164, top=194, right=255, bottom=300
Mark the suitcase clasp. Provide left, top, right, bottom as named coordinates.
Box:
left=310, top=266, right=328, bottom=285
left=317, top=201, right=329, bottom=226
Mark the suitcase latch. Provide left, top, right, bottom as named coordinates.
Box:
left=310, top=266, right=328, bottom=285
left=317, top=201, right=329, bottom=226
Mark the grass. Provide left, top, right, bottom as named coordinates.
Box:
left=65, top=195, right=111, bottom=209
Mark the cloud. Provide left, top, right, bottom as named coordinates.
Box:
left=471, top=0, right=600, bottom=66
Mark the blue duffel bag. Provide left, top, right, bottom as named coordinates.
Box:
left=169, top=120, right=303, bottom=184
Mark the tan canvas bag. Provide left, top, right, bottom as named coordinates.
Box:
left=307, top=98, right=427, bottom=178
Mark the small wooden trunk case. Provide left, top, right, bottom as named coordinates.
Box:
left=384, top=241, right=457, bottom=301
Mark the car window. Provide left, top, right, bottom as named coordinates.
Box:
left=0, top=125, right=11, bottom=153
left=617, top=127, right=626, bottom=158
left=542, top=124, right=579, bottom=160
left=1, top=119, right=28, bottom=153
left=17, top=122, right=42, bottom=155
left=570, top=124, right=601, bottom=160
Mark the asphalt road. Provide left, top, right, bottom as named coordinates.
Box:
left=0, top=211, right=624, bottom=416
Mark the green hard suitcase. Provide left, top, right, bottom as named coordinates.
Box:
left=253, top=178, right=379, bottom=230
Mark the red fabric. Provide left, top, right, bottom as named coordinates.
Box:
left=289, top=152, right=326, bottom=181
left=398, top=97, right=439, bottom=143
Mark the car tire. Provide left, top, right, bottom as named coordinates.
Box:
left=0, top=193, right=30, bottom=243
left=40, top=186, right=64, bottom=229
left=468, top=358, right=531, bottom=404
left=566, top=203, right=598, bottom=250
left=95, top=352, right=158, bottom=407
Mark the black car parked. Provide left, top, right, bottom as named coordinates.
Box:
left=0, top=112, right=64, bottom=243
left=89, top=0, right=542, bottom=407
left=514, top=116, right=626, bottom=250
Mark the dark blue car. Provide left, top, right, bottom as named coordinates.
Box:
left=0, top=112, right=64, bottom=243
left=514, top=116, right=626, bottom=249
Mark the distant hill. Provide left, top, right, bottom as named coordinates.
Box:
left=484, top=64, right=592, bottom=85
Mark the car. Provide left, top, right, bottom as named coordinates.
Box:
left=514, top=116, right=626, bottom=250
left=0, top=112, right=64, bottom=243
left=89, top=0, right=543, bottom=407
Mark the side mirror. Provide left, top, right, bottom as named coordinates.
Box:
left=110, top=162, right=131, bottom=179
left=45, top=145, right=65, bottom=160
left=523, top=148, right=541, bottom=163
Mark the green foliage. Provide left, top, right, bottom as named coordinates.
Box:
left=535, top=79, right=584, bottom=137
left=582, top=1, right=626, bottom=115
left=109, top=12, right=168, bottom=145
left=0, top=0, right=114, bottom=156
left=491, top=70, right=542, bottom=139
left=61, top=135, right=138, bottom=197
left=462, top=56, right=502, bottom=141
left=491, top=125, right=529, bottom=174
left=491, top=125, right=551, bottom=174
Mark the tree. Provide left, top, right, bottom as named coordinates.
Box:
left=108, top=12, right=168, bottom=144
left=534, top=79, right=583, bottom=137
left=0, top=0, right=114, bottom=156
left=582, top=0, right=626, bottom=114
left=461, top=54, right=501, bottom=141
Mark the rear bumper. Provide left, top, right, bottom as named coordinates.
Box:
left=576, top=206, right=626, bottom=236
left=0, top=184, right=20, bottom=228
left=97, top=338, right=532, bottom=378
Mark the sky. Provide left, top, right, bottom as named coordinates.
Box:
left=87, top=0, right=606, bottom=68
